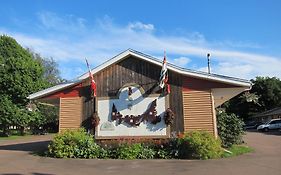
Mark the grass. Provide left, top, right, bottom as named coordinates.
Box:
left=0, top=134, right=33, bottom=141
left=222, top=145, right=254, bottom=158
left=0, top=133, right=55, bottom=141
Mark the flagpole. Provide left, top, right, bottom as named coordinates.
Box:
left=85, top=58, right=97, bottom=135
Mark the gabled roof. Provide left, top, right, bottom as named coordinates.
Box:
left=28, top=49, right=251, bottom=100
left=28, top=80, right=81, bottom=100
left=79, top=49, right=251, bottom=86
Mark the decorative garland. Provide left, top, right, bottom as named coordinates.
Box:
left=111, top=99, right=161, bottom=127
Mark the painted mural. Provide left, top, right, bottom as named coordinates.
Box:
left=97, top=85, right=168, bottom=137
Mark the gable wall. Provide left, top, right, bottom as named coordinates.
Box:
left=86, top=56, right=184, bottom=133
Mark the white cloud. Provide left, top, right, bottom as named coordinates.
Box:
left=1, top=12, right=281, bottom=80
left=212, top=63, right=254, bottom=78
left=128, top=22, right=154, bottom=32
left=37, top=11, right=86, bottom=32
left=171, top=57, right=191, bottom=66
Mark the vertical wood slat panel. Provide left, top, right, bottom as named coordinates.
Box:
left=59, top=97, right=83, bottom=132
left=169, top=72, right=184, bottom=133
left=182, top=90, right=215, bottom=135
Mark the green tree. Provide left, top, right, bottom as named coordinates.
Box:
left=28, top=48, right=65, bottom=86
left=0, top=35, right=47, bottom=105
left=0, top=35, right=59, bottom=135
left=0, top=95, right=18, bottom=135
left=225, top=76, right=281, bottom=120
left=251, top=77, right=281, bottom=111
left=36, top=104, right=59, bottom=132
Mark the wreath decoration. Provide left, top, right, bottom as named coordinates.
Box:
left=91, top=112, right=100, bottom=128
left=164, top=108, right=175, bottom=126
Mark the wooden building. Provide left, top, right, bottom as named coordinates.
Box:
left=251, top=107, right=281, bottom=123
left=28, top=49, right=251, bottom=138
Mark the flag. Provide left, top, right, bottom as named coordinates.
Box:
left=85, top=59, right=97, bottom=97
left=159, top=52, right=170, bottom=94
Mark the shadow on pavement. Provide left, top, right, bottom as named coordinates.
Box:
left=0, top=140, right=50, bottom=153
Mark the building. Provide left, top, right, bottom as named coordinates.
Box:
left=28, top=49, right=251, bottom=139
left=251, top=107, right=281, bottom=123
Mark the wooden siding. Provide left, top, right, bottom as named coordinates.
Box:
left=59, top=97, right=83, bottom=132
left=169, top=72, right=184, bottom=133
left=93, top=56, right=161, bottom=97
left=182, top=90, right=215, bottom=135
left=45, top=83, right=83, bottom=99
left=83, top=56, right=184, bottom=133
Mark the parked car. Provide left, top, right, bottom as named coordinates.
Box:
left=244, top=121, right=263, bottom=130
left=257, top=119, right=281, bottom=132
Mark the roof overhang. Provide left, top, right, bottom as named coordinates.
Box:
left=27, top=80, right=81, bottom=100
left=78, top=49, right=251, bottom=87
left=28, top=49, right=251, bottom=100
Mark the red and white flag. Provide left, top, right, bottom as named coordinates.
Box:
left=159, top=52, right=170, bottom=94
left=85, top=59, right=97, bottom=97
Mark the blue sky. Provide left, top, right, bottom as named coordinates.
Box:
left=1, top=0, right=281, bottom=80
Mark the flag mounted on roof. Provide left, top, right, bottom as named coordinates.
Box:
left=85, top=59, right=97, bottom=97
left=159, top=51, right=170, bottom=94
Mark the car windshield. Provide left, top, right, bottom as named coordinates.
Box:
left=264, top=120, right=272, bottom=125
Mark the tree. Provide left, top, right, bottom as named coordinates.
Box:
left=0, top=35, right=47, bottom=105
left=27, top=48, right=65, bottom=86
left=0, top=95, right=19, bottom=136
left=224, top=76, right=281, bottom=120
left=251, top=77, right=281, bottom=111
left=0, top=35, right=58, bottom=135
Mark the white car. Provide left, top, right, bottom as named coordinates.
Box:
left=257, top=119, right=281, bottom=132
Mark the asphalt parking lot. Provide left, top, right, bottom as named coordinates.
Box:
left=0, top=131, right=280, bottom=175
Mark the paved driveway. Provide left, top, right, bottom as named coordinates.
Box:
left=0, top=131, right=280, bottom=175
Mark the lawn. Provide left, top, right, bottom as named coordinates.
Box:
left=0, top=134, right=33, bottom=141
left=222, top=145, right=254, bottom=158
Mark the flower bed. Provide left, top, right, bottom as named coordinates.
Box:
left=47, top=129, right=225, bottom=160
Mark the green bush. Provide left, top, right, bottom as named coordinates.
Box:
left=115, top=143, right=156, bottom=159
left=178, top=131, right=223, bottom=160
left=47, top=129, right=225, bottom=160
left=137, top=145, right=156, bottom=159
left=48, top=128, right=101, bottom=158
left=153, top=139, right=179, bottom=159
left=217, top=110, right=245, bottom=148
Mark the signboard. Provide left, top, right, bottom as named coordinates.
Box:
left=97, top=85, right=168, bottom=137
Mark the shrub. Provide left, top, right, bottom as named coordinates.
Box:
left=178, top=131, right=223, bottom=160
left=137, top=145, right=156, bottom=159
left=217, top=110, right=245, bottom=148
left=153, top=139, right=179, bottom=159
left=115, top=143, right=157, bottom=159
left=46, top=130, right=225, bottom=160
left=115, top=143, right=142, bottom=159
left=113, top=143, right=157, bottom=159
left=48, top=128, right=102, bottom=158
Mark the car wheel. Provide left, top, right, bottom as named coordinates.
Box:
left=264, top=128, right=269, bottom=132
